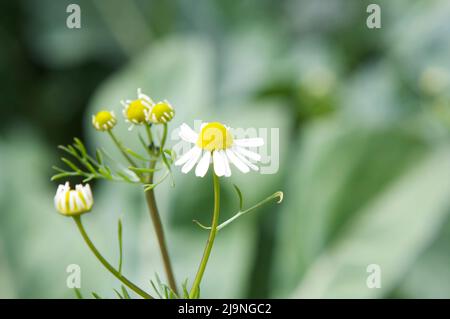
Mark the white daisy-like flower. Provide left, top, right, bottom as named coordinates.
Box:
left=54, top=182, right=93, bottom=216
left=175, top=122, right=264, bottom=177
left=121, top=88, right=154, bottom=129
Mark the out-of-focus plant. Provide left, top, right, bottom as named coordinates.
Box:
left=51, top=88, right=283, bottom=299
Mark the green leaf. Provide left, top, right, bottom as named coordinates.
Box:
left=51, top=172, right=78, bottom=181
left=292, top=148, right=450, bottom=298
left=233, top=184, right=244, bottom=211
left=163, top=286, right=169, bottom=299
left=128, top=166, right=159, bottom=174
left=121, top=286, right=131, bottom=299
left=149, top=280, right=163, bottom=299
left=117, top=218, right=123, bottom=274
left=168, top=289, right=177, bottom=299
left=271, top=122, right=429, bottom=296
left=125, top=148, right=151, bottom=161
left=82, top=175, right=96, bottom=183
left=73, top=138, right=88, bottom=157
left=73, top=288, right=83, bottom=299
left=61, top=157, right=82, bottom=173
left=58, top=145, right=76, bottom=157
left=182, top=279, right=190, bottom=299
left=113, top=289, right=124, bottom=299
left=95, top=149, right=104, bottom=165
left=91, top=292, right=102, bottom=299
left=116, top=171, right=133, bottom=183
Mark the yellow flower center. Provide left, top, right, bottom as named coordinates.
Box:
left=197, top=122, right=233, bottom=151
left=150, top=101, right=174, bottom=123
left=126, top=99, right=148, bottom=123
left=94, top=111, right=114, bottom=126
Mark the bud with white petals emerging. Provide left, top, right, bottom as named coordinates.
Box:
left=54, top=182, right=93, bottom=216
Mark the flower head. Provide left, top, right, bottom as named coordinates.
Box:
left=54, top=182, right=93, bottom=216
left=92, top=110, right=117, bottom=131
left=121, top=88, right=154, bottom=127
left=147, top=100, right=175, bottom=124
left=175, top=122, right=264, bottom=177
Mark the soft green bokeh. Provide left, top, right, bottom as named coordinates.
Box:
left=0, top=0, right=449, bottom=298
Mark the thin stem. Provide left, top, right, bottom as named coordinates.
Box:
left=160, top=124, right=168, bottom=155
left=189, top=173, right=221, bottom=299
left=145, top=124, right=154, bottom=146
left=107, top=131, right=138, bottom=168
left=145, top=159, right=178, bottom=294
left=72, top=216, right=153, bottom=299
left=193, top=191, right=283, bottom=231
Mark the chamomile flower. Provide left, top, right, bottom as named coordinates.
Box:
left=54, top=182, right=93, bottom=216
left=147, top=100, right=175, bottom=124
left=92, top=110, right=117, bottom=131
left=175, top=122, right=264, bottom=177
left=121, top=88, right=154, bottom=129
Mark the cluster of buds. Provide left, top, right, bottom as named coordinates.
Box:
left=92, top=88, right=175, bottom=132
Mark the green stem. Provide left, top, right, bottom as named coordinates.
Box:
left=160, top=124, right=168, bottom=156
left=145, top=160, right=178, bottom=294
left=145, top=124, right=154, bottom=146
left=72, top=216, right=153, bottom=299
left=193, top=191, right=283, bottom=231
left=189, top=173, right=221, bottom=299
left=107, top=131, right=138, bottom=168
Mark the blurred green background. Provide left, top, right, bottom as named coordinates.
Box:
left=0, top=0, right=449, bottom=298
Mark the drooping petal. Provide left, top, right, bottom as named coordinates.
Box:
left=234, top=137, right=264, bottom=147
left=234, top=146, right=261, bottom=161
left=213, top=150, right=226, bottom=177
left=195, top=151, right=211, bottom=177
left=175, top=146, right=200, bottom=166
left=225, top=149, right=250, bottom=173
left=179, top=123, right=198, bottom=144
left=219, top=150, right=231, bottom=177
left=181, top=146, right=202, bottom=174
left=233, top=148, right=259, bottom=171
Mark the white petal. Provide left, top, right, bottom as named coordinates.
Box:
left=175, top=146, right=199, bottom=166
left=234, top=138, right=264, bottom=147
left=69, top=192, right=76, bottom=212
left=235, top=146, right=261, bottom=161
left=181, top=147, right=202, bottom=174
left=226, top=149, right=250, bottom=173
left=75, top=193, right=84, bottom=210
left=195, top=151, right=211, bottom=177
left=220, top=150, right=231, bottom=177
left=179, top=123, right=198, bottom=144
left=233, top=148, right=259, bottom=171
left=213, top=151, right=226, bottom=177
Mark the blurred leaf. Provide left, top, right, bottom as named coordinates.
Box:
left=92, top=292, right=102, bottom=299
left=271, top=119, right=428, bottom=296
left=113, top=289, right=124, bottom=299
left=23, top=0, right=152, bottom=67
left=121, top=285, right=131, bottom=299
left=293, top=147, right=450, bottom=298
left=394, top=216, right=450, bottom=298
left=74, top=288, right=83, bottom=299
